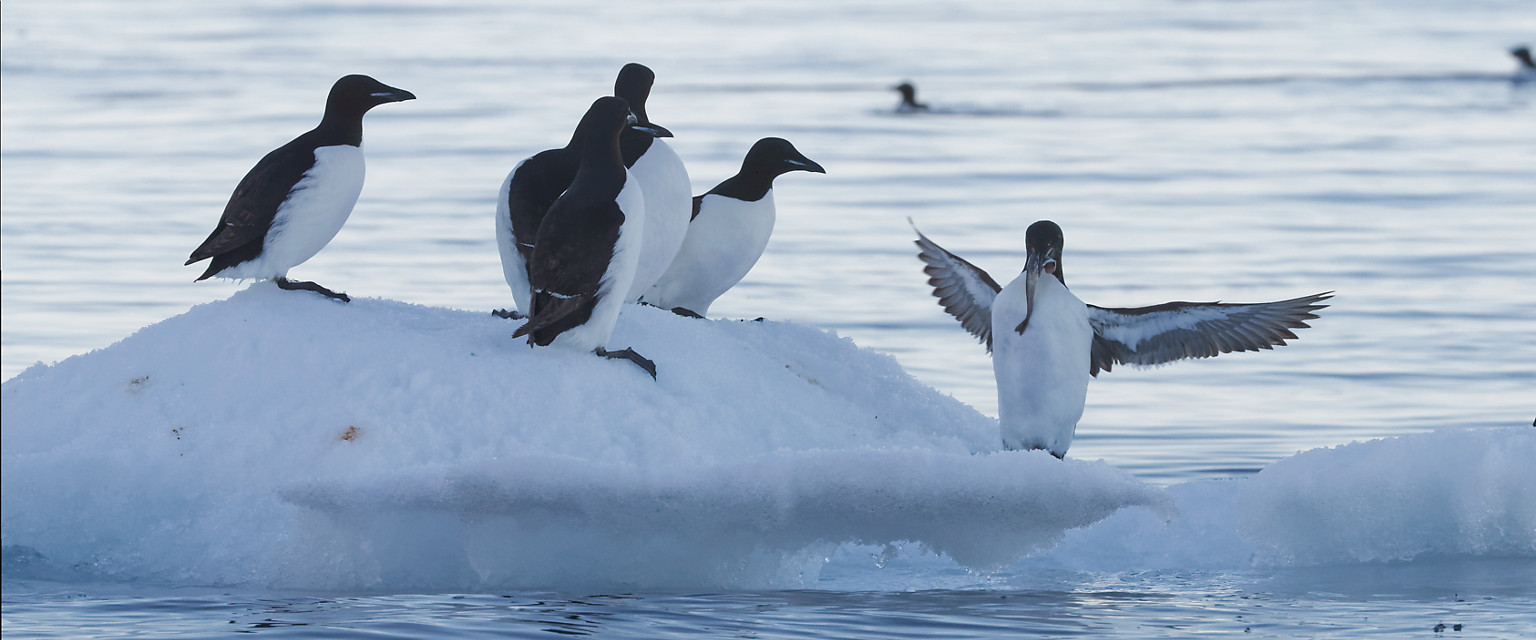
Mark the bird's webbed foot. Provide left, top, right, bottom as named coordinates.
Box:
left=491, top=309, right=527, bottom=320
left=595, top=347, right=658, bottom=379
left=275, top=277, right=350, bottom=302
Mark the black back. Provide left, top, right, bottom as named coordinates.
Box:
left=186, top=75, right=414, bottom=278
left=703, top=137, right=825, bottom=205
left=515, top=97, right=633, bottom=346
left=615, top=63, right=658, bottom=167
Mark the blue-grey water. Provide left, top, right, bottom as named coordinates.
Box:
left=3, top=0, right=1535, bottom=637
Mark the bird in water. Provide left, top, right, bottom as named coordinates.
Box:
left=640, top=137, right=824, bottom=318
left=512, top=97, right=658, bottom=379
left=1511, top=46, right=1536, bottom=81
left=186, top=74, right=416, bottom=302
left=893, top=82, right=929, bottom=113
left=913, top=220, right=1330, bottom=458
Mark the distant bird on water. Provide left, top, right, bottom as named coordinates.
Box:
left=913, top=220, right=1330, bottom=458
left=893, top=82, right=929, bottom=113
left=1512, top=46, right=1536, bottom=81
left=513, top=97, right=659, bottom=379
left=641, top=137, right=824, bottom=318
left=186, top=74, right=416, bottom=302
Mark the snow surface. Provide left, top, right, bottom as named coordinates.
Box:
left=3, top=285, right=1532, bottom=591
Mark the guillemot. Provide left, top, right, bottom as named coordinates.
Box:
left=894, top=82, right=930, bottom=113
left=613, top=63, right=694, bottom=303
left=185, top=74, right=415, bottom=302
left=640, top=137, right=824, bottom=317
left=512, top=97, right=657, bottom=379
left=1512, top=46, right=1536, bottom=81
left=495, top=86, right=672, bottom=318
left=914, top=220, right=1330, bottom=457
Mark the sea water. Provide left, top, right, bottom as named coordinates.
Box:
left=3, top=0, right=1535, bottom=637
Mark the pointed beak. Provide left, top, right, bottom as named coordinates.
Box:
left=632, top=122, right=673, bottom=138
left=371, top=86, right=416, bottom=103
left=786, top=155, right=826, bottom=174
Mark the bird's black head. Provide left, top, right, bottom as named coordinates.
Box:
left=613, top=63, right=656, bottom=124
left=577, top=96, right=633, bottom=145
left=1018, top=220, right=1066, bottom=334
left=1514, top=46, right=1535, bottom=69
left=1025, top=219, right=1065, bottom=277
left=895, top=82, right=918, bottom=103
left=742, top=137, right=826, bottom=179
left=324, top=74, right=416, bottom=121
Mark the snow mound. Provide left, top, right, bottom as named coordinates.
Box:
left=1022, top=427, right=1536, bottom=574
left=1, top=285, right=1164, bottom=591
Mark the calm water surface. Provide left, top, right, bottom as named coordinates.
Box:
left=3, top=0, right=1534, bottom=637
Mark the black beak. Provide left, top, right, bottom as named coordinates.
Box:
left=632, top=122, right=673, bottom=138
left=371, top=86, right=416, bottom=103
left=786, top=155, right=826, bottom=174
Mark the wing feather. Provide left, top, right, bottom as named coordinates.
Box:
left=1087, top=292, right=1332, bottom=376
left=911, top=221, right=1003, bottom=352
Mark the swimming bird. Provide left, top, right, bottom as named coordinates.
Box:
left=186, top=74, right=415, bottom=302
left=613, top=63, right=693, bottom=303
left=512, top=97, right=657, bottom=379
left=1512, top=46, right=1536, bottom=81
left=913, top=220, right=1330, bottom=458
left=894, top=82, right=929, bottom=113
left=640, top=138, right=824, bottom=317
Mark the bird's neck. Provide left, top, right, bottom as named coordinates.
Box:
left=709, top=168, right=777, bottom=202
left=315, top=114, right=364, bottom=147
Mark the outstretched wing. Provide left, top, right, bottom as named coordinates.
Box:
left=912, top=220, right=1003, bottom=352
left=1087, top=292, right=1332, bottom=376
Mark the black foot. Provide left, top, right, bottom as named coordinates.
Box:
left=492, top=308, right=526, bottom=320
left=595, top=347, right=657, bottom=380
left=275, top=277, right=349, bottom=302
left=669, top=307, right=704, bottom=319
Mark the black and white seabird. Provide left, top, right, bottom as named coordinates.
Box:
left=613, top=62, right=693, bottom=303
left=640, top=138, right=824, bottom=317
left=1512, top=46, right=1536, bottom=81
left=494, top=65, right=677, bottom=318
left=185, top=74, right=415, bottom=302
left=913, top=220, right=1330, bottom=458
left=512, top=97, right=657, bottom=379
left=894, top=82, right=929, bottom=113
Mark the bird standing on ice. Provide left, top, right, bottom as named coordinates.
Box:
left=494, top=63, right=677, bottom=318
left=186, top=75, right=416, bottom=302
left=640, top=138, right=824, bottom=317
left=613, top=63, right=693, bottom=303
left=513, top=97, right=658, bottom=379
left=913, top=220, right=1330, bottom=458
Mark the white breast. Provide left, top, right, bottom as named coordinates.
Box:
left=623, top=140, right=692, bottom=302
left=495, top=159, right=533, bottom=314
left=548, top=172, right=646, bottom=352
left=990, top=273, right=1093, bottom=456
left=641, top=191, right=775, bottom=316
left=228, top=144, right=365, bottom=280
